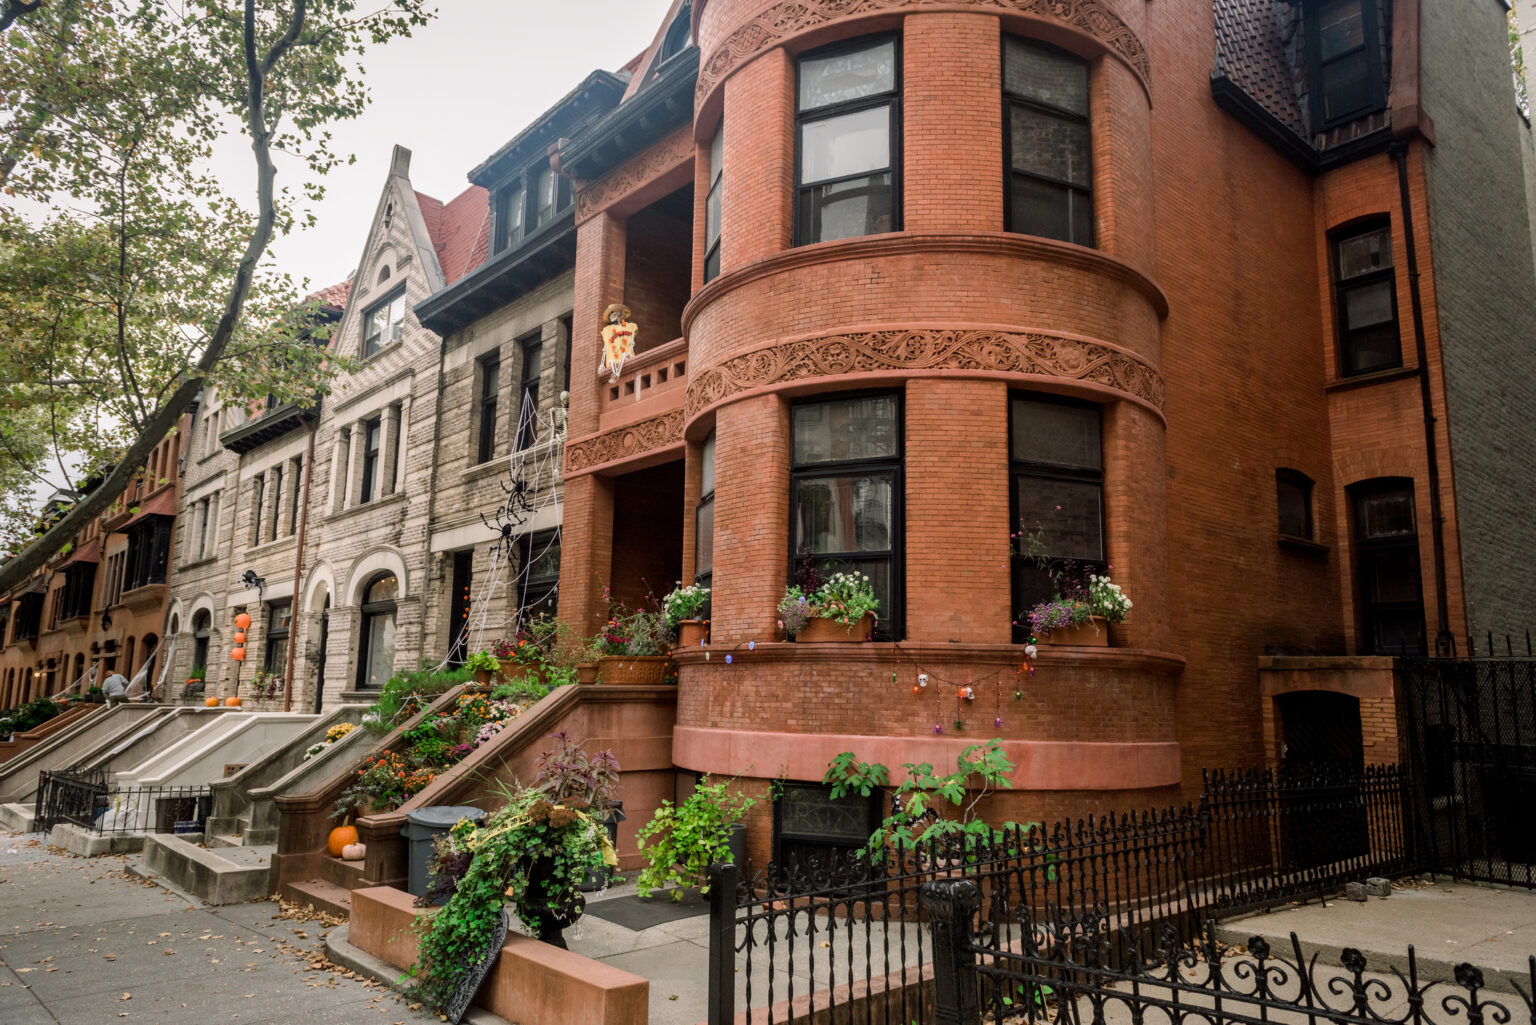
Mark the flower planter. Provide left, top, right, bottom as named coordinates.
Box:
left=797, top=613, right=873, bottom=643
left=473, top=668, right=493, bottom=685
left=597, top=655, right=670, bottom=685
left=575, top=663, right=599, bottom=685
left=1041, top=616, right=1109, bottom=647
left=678, top=620, right=708, bottom=648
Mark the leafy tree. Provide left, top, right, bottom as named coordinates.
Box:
left=0, top=0, right=432, bottom=584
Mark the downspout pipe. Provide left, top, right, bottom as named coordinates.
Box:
left=1390, top=140, right=1454, bottom=656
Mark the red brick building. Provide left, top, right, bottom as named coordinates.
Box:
left=548, top=0, right=1535, bottom=865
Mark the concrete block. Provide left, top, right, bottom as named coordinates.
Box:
left=141, top=833, right=275, bottom=905
left=1366, top=877, right=1391, bottom=897
left=0, top=801, right=36, bottom=833
left=1344, top=881, right=1368, bottom=902
left=48, top=823, right=142, bottom=856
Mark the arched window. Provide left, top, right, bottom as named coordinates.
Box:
left=377, top=264, right=391, bottom=285
left=192, top=609, right=211, bottom=671
left=357, top=572, right=398, bottom=690
left=656, top=1, right=691, bottom=65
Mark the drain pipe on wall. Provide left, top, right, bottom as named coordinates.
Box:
left=282, top=422, right=318, bottom=711
left=1391, top=140, right=1454, bottom=655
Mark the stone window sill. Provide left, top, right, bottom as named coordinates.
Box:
left=326, top=492, right=407, bottom=523
left=1324, top=365, right=1418, bottom=393
left=1278, top=534, right=1330, bottom=557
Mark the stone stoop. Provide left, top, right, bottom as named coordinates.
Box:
left=279, top=854, right=368, bottom=918
left=0, top=801, right=36, bottom=833
left=141, top=833, right=277, bottom=905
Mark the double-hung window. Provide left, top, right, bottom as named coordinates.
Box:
left=359, top=416, right=382, bottom=503
left=1277, top=469, right=1315, bottom=541
left=496, top=186, right=525, bottom=252
left=516, top=529, right=561, bottom=623
left=1306, top=0, right=1384, bottom=129
left=704, top=129, right=724, bottom=281
left=516, top=337, right=542, bottom=451
left=533, top=167, right=568, bottom=232
left=795, top=36, right=900, bottom=246
left=1009, top=394, right=1104, bottom=642
left=1332, top=221, right=1400, bottom=376
left=362, top=289, right=406, bottom=357
left=263, top=601, right=291, bottom=676
left=477, top=352, right=500, bottom=464
left=696, top=431, right=716, bottom=588
left=1004, top=36, right=1092, bottom=246
left=790, top=393, right=902, bottom=640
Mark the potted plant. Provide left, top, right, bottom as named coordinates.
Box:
left=332, top=751, right=412, bottom=820
left=596, top=595, right=672, bottom=684
left=531, top=730, right=623, bottom=890
left=1026, top=571, right=1132, bottom=646
left=662, top=583, right=711, bottom=647
left=463, top=650, right=500, bottom=686
left=635, top=775, right=757, bottom=901
left=180, top=678, right=206, bottom=703
left=780, top=570, right=879, bottom=642
left=408, top=782, right=617, bottom=1012
left=85, top=686, right=106, bottom=704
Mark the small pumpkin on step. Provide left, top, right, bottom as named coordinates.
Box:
left=341, top=842, right=366, bottom=861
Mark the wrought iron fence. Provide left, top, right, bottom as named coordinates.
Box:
left=923, top=891, right=1536, bottom=1025
left=707, top=765, right=1415, bottom=1025
left=33, top=769, right=210, bottom=836
left=1398, top=655, right=1536, bottom=888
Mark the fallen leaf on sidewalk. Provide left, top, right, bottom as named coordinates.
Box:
left=119, top=992, right=131, bottom=1001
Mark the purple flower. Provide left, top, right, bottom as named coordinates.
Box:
left=994, top=717, right=1004, bottom=728
left=933, top=724, right=943, bottom=734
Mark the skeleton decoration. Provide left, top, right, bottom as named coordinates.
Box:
left=600, top=303, right=638, bottom=382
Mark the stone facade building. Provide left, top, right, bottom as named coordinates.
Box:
left=0, top=427, right=187, bottom=705
left=551, top=0, right=1536, bottom=866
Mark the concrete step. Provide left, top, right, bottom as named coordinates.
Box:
left=280, top=876, right=354, bottom=919
left=319, top=854, right=365, bottom=890
left=141, top=834, right=276, bottom=905
left=207, top=833, right=243, bottom=849
left=0, top=801, right=36, bottom=834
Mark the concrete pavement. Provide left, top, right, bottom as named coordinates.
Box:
left=0, top=831, right=444, bottom=1025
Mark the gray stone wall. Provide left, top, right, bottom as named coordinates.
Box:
left=1420, top=0, right=1536, bottom=639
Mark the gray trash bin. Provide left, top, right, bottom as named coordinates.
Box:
left=401, top=805, right=485, bottom=899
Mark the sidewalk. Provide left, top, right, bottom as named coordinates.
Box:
left=1217, top=877, right=1536, bottom=993
left=0, top=831, right=444, bottom=1025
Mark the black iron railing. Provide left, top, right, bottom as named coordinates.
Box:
left=707, top=765, right=1415, bottom=1025
left=33, top=770, right=210, bottom=836
left=923, top=895, right=1536, bottom=1025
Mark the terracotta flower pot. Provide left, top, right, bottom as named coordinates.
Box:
left=1042, top=616, right=1109, bottom=647
left=678, top=620, right=708, bottom=647
left=597, top=655, right=670, bottom=685
left=575, top=663, right=599, bottom=685
left=473, top=668, right=493, bottom=685
left=796, top=613, right=873, bottom=643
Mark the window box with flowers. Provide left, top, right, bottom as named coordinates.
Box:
left=778, top=569, right=880, bottom=642
left=662, top=583, right=710, bottom=647
left=1026, top=572, right=1132, bottom=646
left=595, top=593, right=672, bottom=684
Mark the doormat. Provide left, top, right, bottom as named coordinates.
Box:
left=582, top=888, right=709, bottom=931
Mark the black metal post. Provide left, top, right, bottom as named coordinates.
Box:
left=921, top=877, right=982, bottom=1025
left=707, top=861, right=738, bottom=1025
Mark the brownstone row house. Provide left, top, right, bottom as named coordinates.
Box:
left=547, top=0, right=1536, bottom=866
left=0, top=427, right=188, bottom=706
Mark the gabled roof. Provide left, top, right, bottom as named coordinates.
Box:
left=431, top=187, right=491, bottom=287
left=306, top=278, right=353, bottom=313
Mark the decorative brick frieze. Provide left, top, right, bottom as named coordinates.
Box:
left=574, top=127, right=697, bottom=223
left=564, top=410, right=686, bottom=475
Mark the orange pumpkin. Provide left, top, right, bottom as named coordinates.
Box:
left=328, top=825, right=358, bottom=857
left=224, top=696, right=241, bottom=707
left=204, top=696, right=220, bottom=707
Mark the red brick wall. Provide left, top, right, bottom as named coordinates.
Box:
left=903, top=14, right=1002, bottom=232
left=709, top=394, right=790, bottom=645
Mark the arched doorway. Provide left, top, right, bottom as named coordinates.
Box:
left=356, top=573, right=398, bottom=691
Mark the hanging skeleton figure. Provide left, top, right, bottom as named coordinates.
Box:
left=600, top=303, right=637, bottom=382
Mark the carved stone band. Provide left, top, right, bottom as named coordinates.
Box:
left=684, top=327, right=1166, bottom=421
left=575, top=127, right=695, bottom=223
left=564, top=410, right=686, bottom=475
left=697, top=0, right=1152, bottom=109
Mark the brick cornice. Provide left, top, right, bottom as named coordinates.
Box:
left=696, top=0, right=1152, bottom=113
left=574, top=126, right=696, bottom=224
left=563, top=410, right=687, bottom=477
left=683, top=325, right=1167, bottom=425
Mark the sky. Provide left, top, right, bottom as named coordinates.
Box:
left=252, top=0, right=679, bottom=293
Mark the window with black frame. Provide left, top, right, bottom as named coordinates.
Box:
left=1350, top=479, right=1424, bottom=656
left=359, top=416, right=382, bottom=503
left=1306, top=0, right=1384, bottom=129
left=362, top=288, right=406, bottom=358
left=773, top=781, right=883, bottom=876
left=795, top=36, right=900, bottom=245
left=704, top=128, right=724, bottom=282
left=1004, top=36, right=1093, bottom=246
left=124, top=516, right=174, bottom=591
left=357, top=572, right=398, bottom=690
left=790, top=393, right=902, bottom=640
left=263, top=600, right=291, bottom=676
left=1009, top=394, right=1104, bottom=643
left=516, top=529, right=561, bottom=624
left=695, top=431, right=715, bottom=589
left=495, top=184, right=525, bottom=252
left=476, top=351, right=500, bottom=464
left=515, top=336, right=542, bottom=451
left=1331, top=220, right=1400, bottom=376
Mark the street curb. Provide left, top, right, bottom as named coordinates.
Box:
left=325, top=924, right=508, bottom=1025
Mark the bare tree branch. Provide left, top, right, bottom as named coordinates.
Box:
left=0, top=0, right=42, bottom=35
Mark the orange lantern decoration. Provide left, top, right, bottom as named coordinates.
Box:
left=231, top=646, right=246, bottom=661
left=234, top=612, right=252, bottom=631
left=232, top=631, right=247, bottom=645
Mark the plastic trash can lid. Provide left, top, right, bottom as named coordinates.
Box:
left=404, top=805, right=486, bottom=829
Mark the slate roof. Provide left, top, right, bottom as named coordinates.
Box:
left=1213, top=0, right=1308, bottom=140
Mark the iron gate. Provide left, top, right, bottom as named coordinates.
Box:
left=33, top=768, right=110, bottom=832
left=1398, top=655, right=1536, bottom=887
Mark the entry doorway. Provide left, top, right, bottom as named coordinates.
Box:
left=609, top=461, right=684, bottom=612
left=1277, top=690, right=1367, bottom=869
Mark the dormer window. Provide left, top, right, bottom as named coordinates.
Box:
left=533, top=166, right=568, bottom=230
left=492, top=164, right=571, bottom=256
left=1306, top=0, right=1385, bottom=129
left=496, top=185, right=525, bottom=252
left=656, top=1, right=691, bottom=66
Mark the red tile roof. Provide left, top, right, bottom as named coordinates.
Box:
left=306, top=277, right=352, bottom=312
left=416, top=186, right=490, bottom=287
